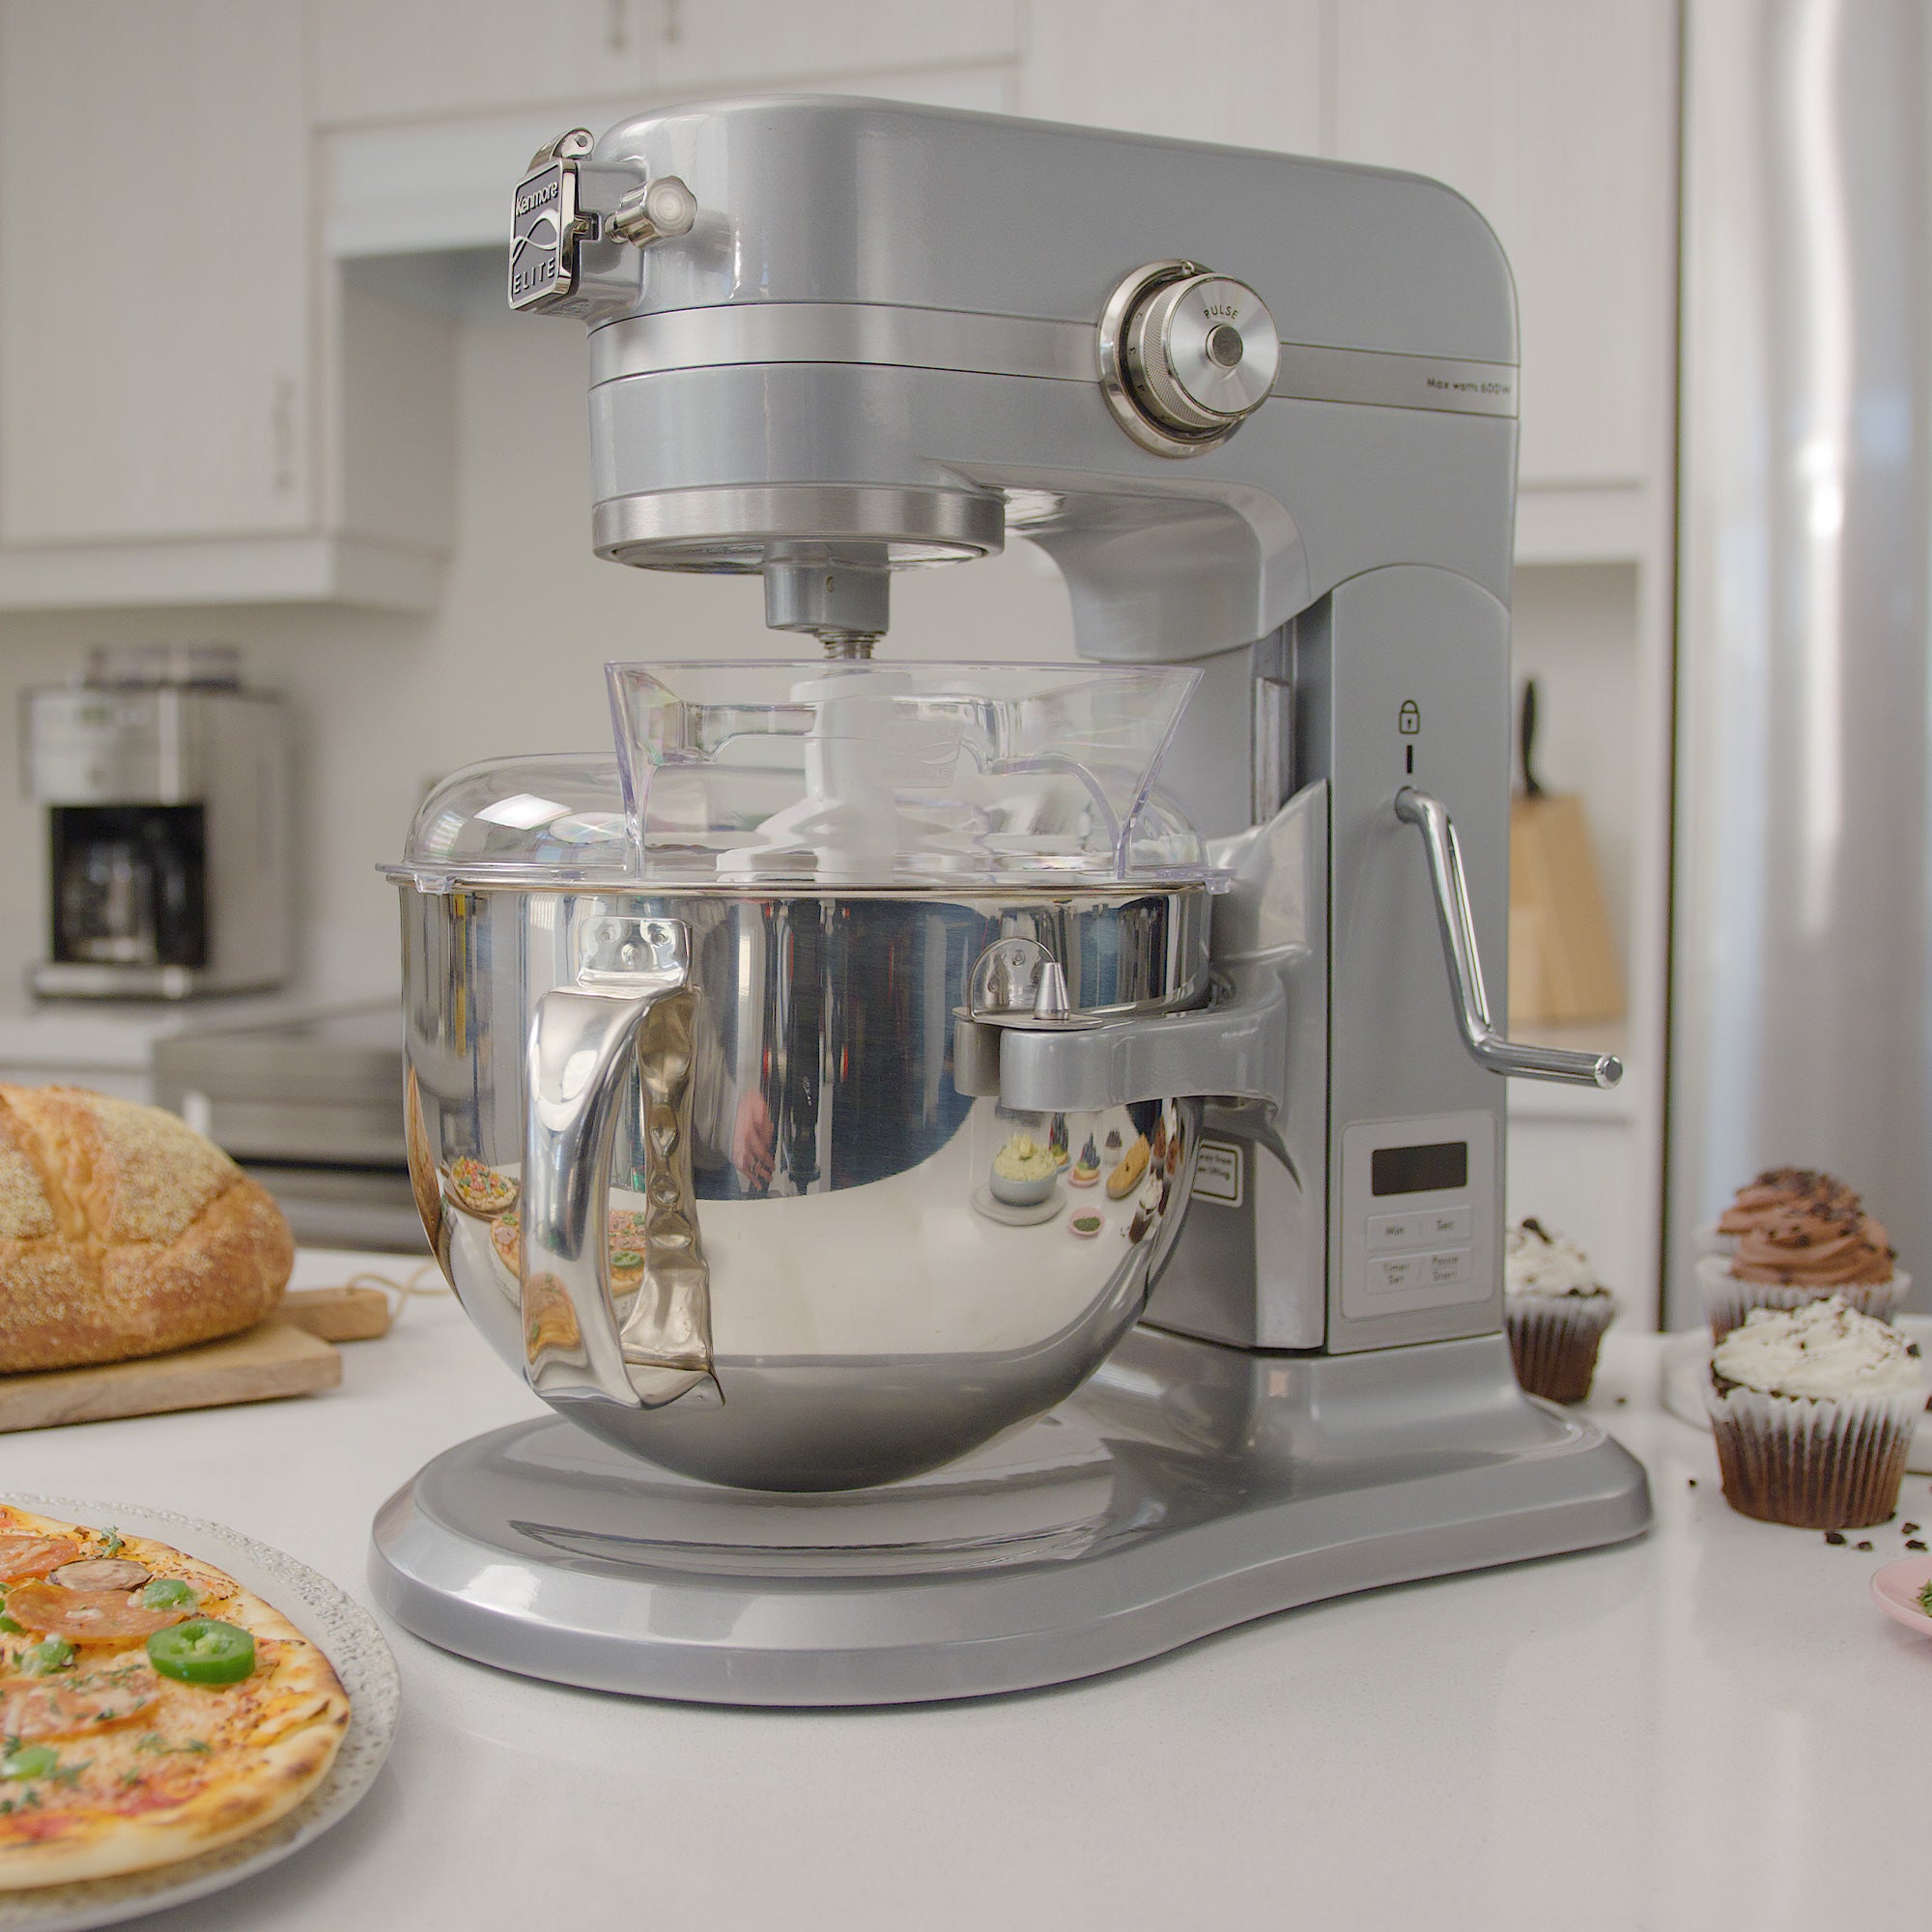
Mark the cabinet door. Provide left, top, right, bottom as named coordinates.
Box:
left=1331, top=0, right=1675, bottom=488
left=1022, top=0, right=1322, bottom=155
left=0, top=0, right=312, bottom=543
left=307, top=0, right=649, bottom=126
left=650, top=0, right=1018, bottom=91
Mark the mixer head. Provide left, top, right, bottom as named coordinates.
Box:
left=506, top=113, right=1309, bottom=659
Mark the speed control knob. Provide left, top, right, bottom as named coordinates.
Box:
left=1100, top=263, right=1280, bottom=455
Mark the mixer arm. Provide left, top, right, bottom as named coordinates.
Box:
left=1394, top=786, right=1622, bottom=1089
left=956, top=965, right=1288, bottom=1114
left=954, top=781, right=1320, bottom=1116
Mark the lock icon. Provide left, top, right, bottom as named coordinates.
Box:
left=1398, top=699, right=1421, bottom=736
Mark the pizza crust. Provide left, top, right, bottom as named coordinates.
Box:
left=0, top=1507, right=350, bottom=1890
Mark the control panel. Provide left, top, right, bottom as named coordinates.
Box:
left=1339, top=1111, right=1495, bottom=1321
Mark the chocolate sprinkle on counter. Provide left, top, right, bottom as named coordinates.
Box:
left=1904, top=1522, right=1921, bottom=1534
left=1686, top=1478, right=1697, bottom=1489
left=1857, top=1541, right=1875, bottom=1551
left=1825, top=1531, right=1847, bottom=1545
left=1909, top=1541, right=1928, bottom=1552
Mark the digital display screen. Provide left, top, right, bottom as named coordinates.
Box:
left=1371, top=1141, right=1468, bottom=1197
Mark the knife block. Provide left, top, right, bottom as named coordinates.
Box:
left=1509, top=792, right=1624, bottom=1025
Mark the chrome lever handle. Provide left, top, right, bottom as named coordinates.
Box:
left=523, top=916, right=717, bottom=1412
left=1393, top=787, right=1622, bottom=1090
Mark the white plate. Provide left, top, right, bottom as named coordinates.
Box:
left=0, top=1496, right=399, bottom=1932
left=970, top=1185, right=1065, bottom=1227
left=1662, top=1314, right=1932, bottom=1474
left=1871, top=1553, right=1932, bottom=1635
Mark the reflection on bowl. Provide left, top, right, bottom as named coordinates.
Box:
left=988, top=1167, right=1059, bottom=1208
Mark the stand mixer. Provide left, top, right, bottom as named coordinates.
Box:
left=372, top=96, right=1650, bottom=1704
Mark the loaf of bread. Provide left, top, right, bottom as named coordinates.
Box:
left=0, top=1086, right=293, bottom=1374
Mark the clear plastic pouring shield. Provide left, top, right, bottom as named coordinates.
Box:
left=606, top=660, right=1211, bottom=889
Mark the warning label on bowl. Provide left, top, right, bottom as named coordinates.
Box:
left=1193, top=1139, right=1244, bottom=1208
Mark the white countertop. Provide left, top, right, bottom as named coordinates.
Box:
left=0, top=992, right=312, bottom=1076
left=5, top=1250, right=1926, bottom=1930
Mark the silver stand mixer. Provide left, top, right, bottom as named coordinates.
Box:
left=372, top=97, right=1649, bottom=1704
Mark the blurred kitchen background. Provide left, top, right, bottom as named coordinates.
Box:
left=0, top=1, right=1920, bottom=1323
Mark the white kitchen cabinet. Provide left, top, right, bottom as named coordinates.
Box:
left=306, top=0, right=649, bottom=127
left=1020, top=0, right=1321, bottom=155
left=1021, top=0, right=1673, bottom=489
left=1329, top=0, right=1676, bottom=490
left=650, top=0, right=1019, bottom=92
left=0, top=0, right=311, bottom=547
left=0, top=0, right=452, bottom=609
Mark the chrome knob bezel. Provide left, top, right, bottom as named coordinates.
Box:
left=1097, top=261, right=1279, bottom=457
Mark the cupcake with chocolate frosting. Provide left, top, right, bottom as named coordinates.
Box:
left=1503, top=1217, right=1618, bottom=1405
left=1704, top=1294, right=1924, bottom=1528
left=1696, top=1196, right=1906, bottom=1339
left=1696, top=1166, right=1861, bottom=1259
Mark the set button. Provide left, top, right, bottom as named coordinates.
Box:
left=1368, top=1245, right=1472, bottom=1294
left=1367, top=1206, right=1471, bottom=1251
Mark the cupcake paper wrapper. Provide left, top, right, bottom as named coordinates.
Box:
left=1691, top=1221, right=1737, bottom=1261
left=1696, top=1253, right=1910, bottom=1340
left=1702, top=1379, right=1922, bottom=1529
left=1504, top=1293, right=1617, bottom=1406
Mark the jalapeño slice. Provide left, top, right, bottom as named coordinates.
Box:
left=147, top=1619, right=255, bottom=1686
left=0, top=1744, right=57, bottom=1780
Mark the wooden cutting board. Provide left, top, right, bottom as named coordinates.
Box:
left=1508, top=677, right=1625, bottom=1025
left=0, top=1321, right=341, bottom=1435
left=279, top=1286, right=393, bottom=1343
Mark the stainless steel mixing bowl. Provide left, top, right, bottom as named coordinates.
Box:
left=397, top=879, right=1211, bottom=1490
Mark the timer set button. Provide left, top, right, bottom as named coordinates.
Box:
left=1367, top=1245, right=1473, bottom=1293
left=1368, top=1253, right=1424, bottom=1293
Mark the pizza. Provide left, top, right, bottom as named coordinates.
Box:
left=1106, top=1134, right=1150, bottom=1200
left=445, top=1157, right=516, bottom=1218
left=492, top=1208, right=646, bottom=1293
left=0, top=1505, right=349, bottom=1889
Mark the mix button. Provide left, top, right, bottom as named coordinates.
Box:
left=1367, top=1206, right=1470, bottom=1250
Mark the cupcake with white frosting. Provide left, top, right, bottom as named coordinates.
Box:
left=1704, top=1295, right=1925, bottom=1528
left=1503, top=1217, right=1618, bottom=1405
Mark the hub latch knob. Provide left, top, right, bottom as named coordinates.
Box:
left=609, top=175, right=697, bottom=247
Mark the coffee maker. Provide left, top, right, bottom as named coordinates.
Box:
left=373, top=98, right=1650, bottom=1704
left=24, top=644, right=291, bottom=1000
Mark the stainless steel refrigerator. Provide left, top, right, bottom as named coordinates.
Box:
left=1669, top=0, right=1931, bottom=1322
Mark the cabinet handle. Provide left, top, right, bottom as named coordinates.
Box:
left=270, top=377, right=298, bottom=495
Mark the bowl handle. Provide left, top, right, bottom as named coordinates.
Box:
left=522, top=916, right=718, bottom=1413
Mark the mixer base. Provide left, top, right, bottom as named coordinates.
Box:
left=370, top=1325, right=1650, bottom=1705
